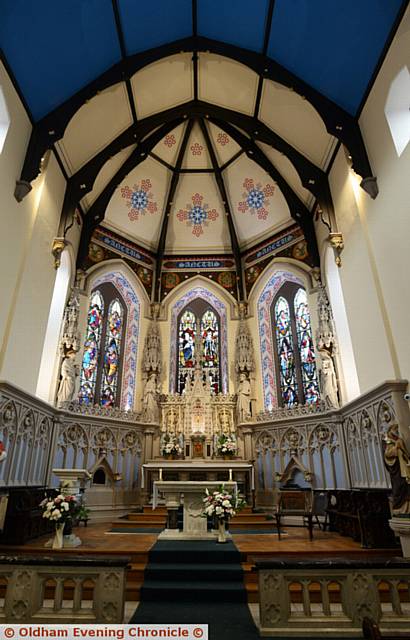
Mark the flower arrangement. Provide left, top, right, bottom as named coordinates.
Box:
left=216, top=434, right=237, bottom=457
left=203, top=484, right=245, bottom=521
left=40, top=494, right=78, bottom=524
left=162, top=436, right=182, bottom=457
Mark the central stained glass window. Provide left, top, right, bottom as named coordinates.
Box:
left=177, top=301, right=221, bottom=395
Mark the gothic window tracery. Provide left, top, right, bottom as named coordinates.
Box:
left=271, top=283, right=319, bottom=408
left=176, top=300, right=221, bottom=394
left=79, top=284, right=127, bottom=407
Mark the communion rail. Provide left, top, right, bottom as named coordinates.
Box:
left=257, top=557, right=410, bottom=637
left=0, top=554, right=130, bottom=623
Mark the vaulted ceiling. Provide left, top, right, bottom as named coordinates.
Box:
left=1, top=1, right=406, bottom=301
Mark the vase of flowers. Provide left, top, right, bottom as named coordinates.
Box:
left=216, top=434, right=237, bottom=458
left=162, top=436, right=182, bottom=459
left=40, top=494, right=78, bottom=550
left=203, top=484, right=246, bottom=543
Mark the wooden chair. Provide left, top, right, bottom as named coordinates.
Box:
left=275, top=489, right=314, bottom=540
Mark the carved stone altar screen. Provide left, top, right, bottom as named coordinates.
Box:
left=159, top=350, right=237, bottom=459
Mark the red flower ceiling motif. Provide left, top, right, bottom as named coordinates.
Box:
left=190, top=142, right=203, bottom=156
left=164, top=134, right=176, bottom=148
left=217, top=132, right=229, bottom=146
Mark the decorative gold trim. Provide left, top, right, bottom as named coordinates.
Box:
left=51, top=237, right=67, bottom=269
left=328, top=232, right=344, bottom=267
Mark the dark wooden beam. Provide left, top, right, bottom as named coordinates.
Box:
left=76, top=119, right=183, bottom=267
left=66, top=99, right=325, bottom=214
left=254, top=0, right=276, bottom=118
left=112, top=0, right=138, bottom=123
left=199, top=119, right=244, bottom=300
left=16, top=36, right=374, bottom=190
left=154, top=119, right=194, bottom=301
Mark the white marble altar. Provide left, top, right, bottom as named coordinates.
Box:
left=154, top=480, right=237, bottom=540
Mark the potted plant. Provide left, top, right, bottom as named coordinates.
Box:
left=203, top=484, right=246, bottom=543
left=40, top=494, right=78, bottom=549
left=162, top=436, right=182, bottom=459
left=216, top=434, right=237, bottom=459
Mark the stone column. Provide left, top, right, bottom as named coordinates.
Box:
left=143, top=428, right=155, bottom=462
left=242, top=427, right=254, bottom=461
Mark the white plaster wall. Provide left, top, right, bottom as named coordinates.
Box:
left=357, top=8, right=410, bottom=384
left=0, top=60, right=34, bottom=367
left=323, top=9, right=410, bottom=393
left=0, top=150, right=67, bottom=394
left=0, top=61, right=69, bottom=395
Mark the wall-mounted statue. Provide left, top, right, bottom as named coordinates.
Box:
left=320, top=350, right=339, bottom=408
left=316, top=283, right=339, bottom=407
left=237, top=373, right=251, bottom=422
left=56, top=349, right=78, bottom=407
left=142, top=372, right=159, bottom=423
left=383, top=423, right=410, bottom=514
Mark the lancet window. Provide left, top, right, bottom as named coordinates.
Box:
left=177, top=300, right=221, bottom=395
left=271, top=283, right=319, bottom=408
left=79, top=283, right=126, bottom=407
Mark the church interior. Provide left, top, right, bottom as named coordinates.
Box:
left=0, top=1, right=410, bottom=637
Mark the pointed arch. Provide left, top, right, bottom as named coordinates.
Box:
left=257, top=269, right=304, bottom=410
left=169, top=286, right=228, bottom=393
left=87, top=270, right=140, bottom=410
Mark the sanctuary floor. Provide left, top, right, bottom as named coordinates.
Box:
left=2, top=520, right=397, bottom=557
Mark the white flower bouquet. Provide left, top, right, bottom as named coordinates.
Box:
left=216, top=434, right=237, bottom=457
left=162, top=437, right=182, bottom=457
left=202, top=484, right=245, bottom=521
left=40, top=494, right=78, bottom=523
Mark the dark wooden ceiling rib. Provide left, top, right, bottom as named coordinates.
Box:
left=66, top=99, right=326, bottom=214
left=16, top=36, right=374, bottom=187
left=154, top=119, right=194, bottom=301
left=111, top=0, right=138, bottom=123
left=254, top=0, right=276, bottom=118
left=76, top=119, right=183, bottom=267
left=212, top=118, right=320, bottom=266
left=199, top=118, right=244, bottom=300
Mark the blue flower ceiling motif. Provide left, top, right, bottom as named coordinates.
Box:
left=177, top=193, right=219, bottom=237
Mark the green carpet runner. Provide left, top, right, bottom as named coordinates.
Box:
left=130, top=540, right=259, bottom=639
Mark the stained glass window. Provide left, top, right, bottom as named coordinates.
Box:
left=178, top=310, right=197, bottom=393
left=294, top=288, right=320, bottom=405
left=201, top=310, right=220, bottom=395
left=79, top=285, right=127, bottom=407
left=274, top=297, right=298, bottom=408
left=176, top=302, right=221, bottom=395
left=79, top=291, right=104, bottom=405
left=271, top=284, right=320, bottom=408
left=101, top=299, right=124, bottom=407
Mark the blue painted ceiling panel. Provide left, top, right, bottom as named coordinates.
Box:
left=0, top=0, right=406, bottom=121
left=0, top=0, right=122, bottom=120
left=267, top=0, right=405, bottom=115
left=197, top=0, right=270, bottom=53
left=118, top=0, right=193, bottom=55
